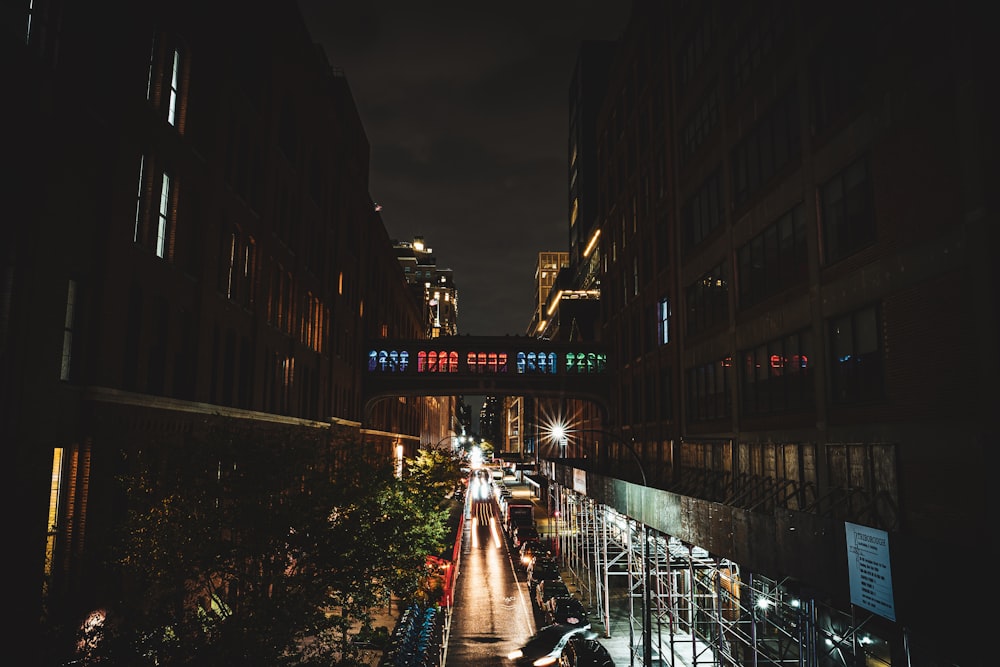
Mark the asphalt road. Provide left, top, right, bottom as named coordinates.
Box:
left=444, top=493, right=538, bottom=666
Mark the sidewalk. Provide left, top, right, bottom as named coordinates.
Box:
left=507, top=472, right=635, bottom=667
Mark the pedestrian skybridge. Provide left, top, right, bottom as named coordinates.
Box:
left=363, top=335, right=610, bottom=415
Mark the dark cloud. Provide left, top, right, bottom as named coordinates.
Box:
left=297, top=1, right=631, bottom=335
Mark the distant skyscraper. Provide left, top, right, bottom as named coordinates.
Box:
left=392, top=236, right=459, bottom=337
left=526, top=251, right=569, bottom=337
left=478, top=396, right=501, bottom=446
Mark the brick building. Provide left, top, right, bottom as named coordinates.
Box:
left=4, top=1, right=436, bottom=658
left=540, top=1, right=996, bottom=664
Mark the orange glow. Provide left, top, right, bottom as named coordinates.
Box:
left=583, top=228, right=601, bottom=258
left=489, top=517, right=503, bottom=548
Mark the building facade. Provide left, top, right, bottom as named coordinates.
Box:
left=541, top=1, right=995, bottom=665
left=4, top=1, right=439, bottom=657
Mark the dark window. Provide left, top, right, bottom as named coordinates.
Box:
left=740, top=329, right=815, bottom=415
left=124, top=283, right=142, bottom=391
left=680, top=84, right=719, bottom=166
left=730, top=1, right=789, bottom=93
left=686, top=260, right=729, bottom=336
left=737, top=203, right=807, bottom=309
left=659, top=367, right=674, bottom=421
left=820, top=156, right=875, bottom=264
left=682, top=168, right=723, bottom=249
left=678, top=9, right=714, bottom=91
left=809, top=30, right=874, bottom=135
left=829, top=304, right=883, bottom=404
left=686, top=357, right=732, bottom=422
left=731, top=88, right=800, bottom=208
left=147, top=295, right=168, bottom=395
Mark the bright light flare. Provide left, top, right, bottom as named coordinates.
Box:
left=470, top=446, right=483, bottom=468
left=543, top=417, right=572, bottom=445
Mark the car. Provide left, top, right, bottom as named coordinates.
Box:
left=535, top=578, right=571, bottom=609
left=513, top=524, right=540, bottom=548
left=557, top=636, right=615, bottom=667
left=526, top=556, right=562, bottom=591
left=545, top=597, right=590, bottom=628
left=519, top=540, right=553, bottom=570
left=506, top=623, right=593, bottom=667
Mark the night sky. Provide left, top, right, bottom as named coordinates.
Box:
left=296, top=0, right=632, bottom=336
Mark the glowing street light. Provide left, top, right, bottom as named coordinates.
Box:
left=544, top=422, right=646, bottom=486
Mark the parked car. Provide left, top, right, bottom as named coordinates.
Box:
left=513, top=524, right=540, bottom=548
left=545, top=596, right=589, bottom=628
left=519, top=540, right=553, bottom=570
left=526, top=555, right=562, bottom=591
left=558, top=637, right=614, bottom=667
left=517, top=540, right=552, bottom=568
left=506, top=624, right=592, bottom=667
left=535, top=578, right=571, bottom=609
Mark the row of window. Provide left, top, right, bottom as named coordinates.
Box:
left=367, top=350, right=609, bottom=375
left=684, top=303, right=883, bottom=421
left=680, top=155, right=874, bottom=338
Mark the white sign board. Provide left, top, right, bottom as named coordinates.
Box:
left=573, top=468, right=587, bottom=495
left=845, top=522, right=895, bottom=621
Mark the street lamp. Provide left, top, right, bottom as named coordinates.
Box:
left=544, top=422, right=646, bottom=487
left=542, top=421, right=653, bottom=667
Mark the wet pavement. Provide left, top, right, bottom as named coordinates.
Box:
left=444, top=490, right=537, bottom=666
left=443, top=470, right=639, bottom=667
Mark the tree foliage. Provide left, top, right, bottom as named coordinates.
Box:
left=85, top=421, right=462, bottom=666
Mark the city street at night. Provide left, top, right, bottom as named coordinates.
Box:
left=445, top=478, right=537, bottom=666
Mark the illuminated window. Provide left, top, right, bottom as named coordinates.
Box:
left=657, top=297, right=671, bottom=345
left=167, top=48, right=181, bottom=126
left=155, top=173, right=171, bottom=258
left=133, top=155, right=145, bottom=242
left=147, top=33, right=186, bottom=131
left=133, top=155, right=175, bottom=261
left=44, top=447, right=65, bottom=592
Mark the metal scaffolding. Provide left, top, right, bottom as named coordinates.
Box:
left=552, top=483, right=892, bottom=667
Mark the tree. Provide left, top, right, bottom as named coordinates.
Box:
left=84, top=420, right=459, bottom=666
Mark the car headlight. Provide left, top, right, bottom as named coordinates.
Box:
left=507, top=649, right=524, bottom=660
left=533, top=657, right=558, bottom=666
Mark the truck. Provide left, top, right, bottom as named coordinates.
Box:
left=503, top=499, right=535, bottom=536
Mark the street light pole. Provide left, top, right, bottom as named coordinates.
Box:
left=544, top=424, right=653, bottom=666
